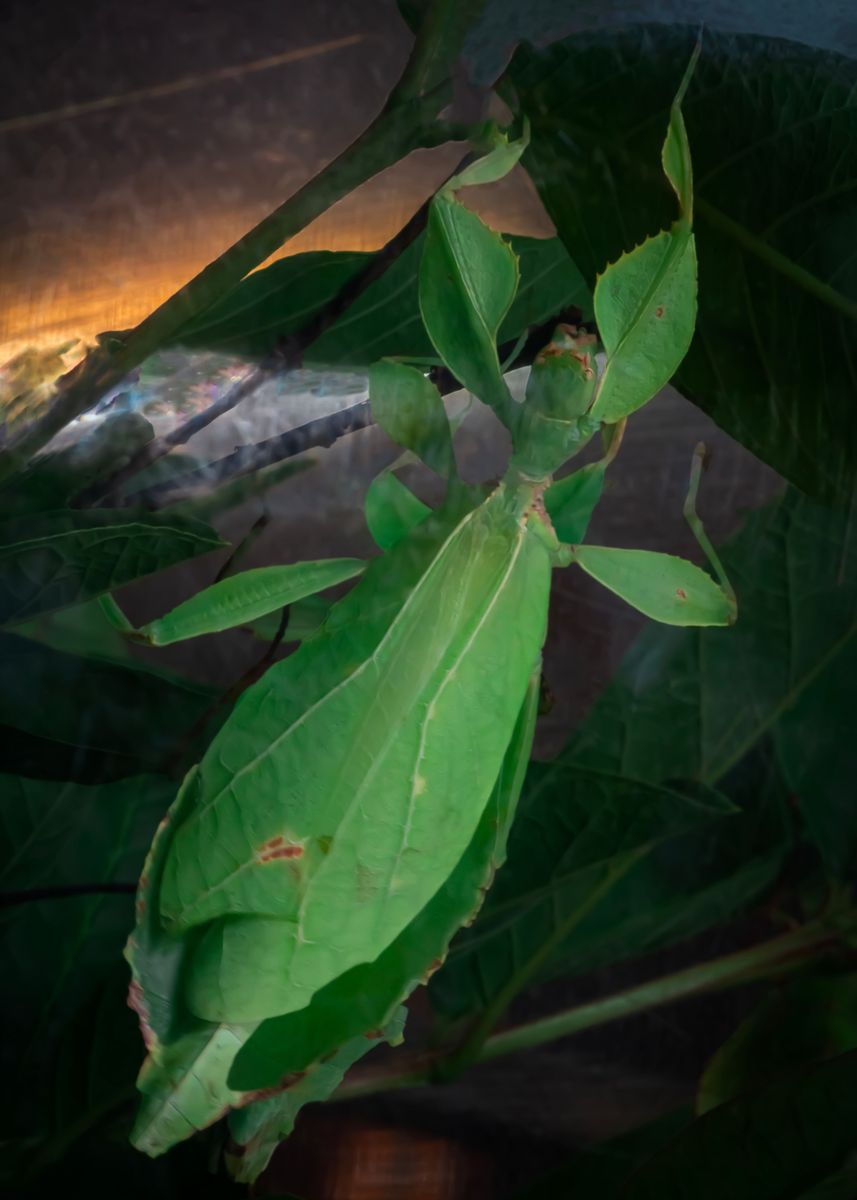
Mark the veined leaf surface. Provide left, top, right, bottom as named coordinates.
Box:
left=160, top=483, right=551, bottom=1023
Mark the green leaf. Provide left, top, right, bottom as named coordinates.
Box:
left=567, top=488, right=857, bottom=787
left=138, top=558, right=365, bottom=647
left=544, top=462, right=604, bottom=543
left=0, top=509, right=223, bottom=625
left=616, top=1050, right=857, bottom=1199
left=698, top=974, right=857, bottom=1114
left=0, top=632, right=220, bottom=781
left=508, top=28, right=857, bottom=499
left=157, top=484, right=551, bottom=1024
left=589, top=50, right=698, bottom=423
left=399, top=0, right=857, bottom=88
left=420, top=196, right=520, bottom=428
left=430, top=769, right=746, bottom=1020
left=364, top=470, right=432, bottom=551
left=368, top=360, right=454, bottom=476
left=229, top=668, right=540, bottom=1091
left=591, top=231, right=697, bottom=424
left=0, top=774, right=172, bottom=1133
left=774, top=638, right=857, bottom=879
left=434, top=485, right=857, bottom=1017
left=569, top=545, right=734, bottom=627
left=225, top=1009, right=406, bottom=1185
left=442, top=119, right=529, bottom=192
left=172, top=249, right=369, bottom=356
left=171, top=235, right=590, bottom=367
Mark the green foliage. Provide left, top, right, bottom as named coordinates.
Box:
left=0, top=774, right=173, bottom=1133
left=171, top=234, right=590, bottom=365
left=0, top=509, right=223, bottom=625
left=364, top=470, right=432, bottom=550
left=544, top=461, right=605, bottom=543
left=159, top=487, right=552, bottom=1024
left=569, top=545, right=734, bottom=626
left=420, top=195, right=520, bottom=429
left=368, top=359, right=454, bottom=476
left=508, top=27, right=857, bottom=500
left=0, top=632, right=219, bottom=781
left=136, top=558, right=365, bottom=646
left=3, top=12, right=854, bottom=1192
left=229, top=670, right=539, bottom=1091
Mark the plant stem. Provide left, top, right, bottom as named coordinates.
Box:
left=333, top=920, right=838, bottom=1101
left=0, top=0, right=475, bottom=482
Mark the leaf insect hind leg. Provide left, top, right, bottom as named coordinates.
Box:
left=683, top=442, right=738, bottom=622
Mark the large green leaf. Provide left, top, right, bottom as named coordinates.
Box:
left=616, top=1050, right=857, bottom=1199
left=508, top=28, right=857, bottom=500
left=228, top=668, right=539, bottom=1091
left=157, top=484, right=551, bottom=1024
left=0, top=509, right=223, bottom=625
left=399, top=0, right=857, bottom=87
left=171, top=235, right=590, bottom=365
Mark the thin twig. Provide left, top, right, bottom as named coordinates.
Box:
left=130, top=306, right=584, bottom=509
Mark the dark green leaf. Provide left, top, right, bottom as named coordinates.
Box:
left=171, top=250, right=368, bottom=357
left=0, top=632, right=220, bottom=780
left=0, top=509, right=223, bottom=625
left=430, top=769, right=752, bottom=1019
left=399, top=0, right=857, bottom=88
left=775, top=638, right=857, bottom=878
left=509, top=28, right=857, bottom=499
left=616, top=1050, right=857, bottom=1199
left=171, top=235, right=590, bottom=366
left=698, top=974, right=857, bottom=1114
left=567, top=489, right=857, bottom=787
left=0, top=774, right=173, bottom=1133
left=364, top=470, right=432, bottom=551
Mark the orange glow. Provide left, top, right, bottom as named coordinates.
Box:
left=0, top=161, right=551, bottom=363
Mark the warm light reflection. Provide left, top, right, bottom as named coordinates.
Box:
left=0, top=169, right=551, bottom=363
